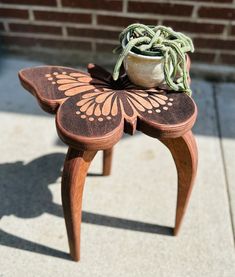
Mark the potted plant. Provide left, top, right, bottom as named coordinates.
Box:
left=112, top=24, right=194, bottom=95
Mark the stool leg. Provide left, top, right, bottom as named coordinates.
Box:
left=61, top=147, right=97, bottom=261
left=160, top=130, right=198, bottom=236
left=102, top=148, right=113, bottom=176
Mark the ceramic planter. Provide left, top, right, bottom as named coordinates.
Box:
left=122, top=33, right=173, bottom=88
left=113, top=24, right=194, bottom=94
left=123, top=51, right=166, bottom=88
left=123, top=51, right=191, bottom=89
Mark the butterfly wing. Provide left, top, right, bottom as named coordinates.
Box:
left=56, top=89, right=124, bottom=150
left=127, top=89, right=197, bottom=138
left=19, top=65, right=124, bottom=149
left=19, top=66, right=91, bottom=113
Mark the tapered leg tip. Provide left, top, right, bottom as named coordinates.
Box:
left=173, top=227, right=179, bottom=236
left=71, top=254, right=80, bottom=262
left=102, top=171, right=111, bottom=176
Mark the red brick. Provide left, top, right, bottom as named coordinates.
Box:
left=190, top=52, right=216, bottom=63
left=231, top=26, right=235, bottom=36
left=128, top=2, right=193, bottom=16
left=96, top=42, right=117, bottom=52
left=98, top=15, right=158, bottom=28
left=194, top=38, right=235, bottom=50
left=220, top=54, right=235, bottom=65
left=9, top=23, right=62, bottom=35
left=40, top=39, right=92, bottom=50
left=198, top=7, right=235, bottom=20
left=62, top=0, right=122, bottom=11
left=34, top=11, right=91, bottom=23
left=0, top=0, right=56, bottom=5
left=163, top=20, right=224, bottom=34
left=0, top=23, right=4, bottom=31
left=1, top=35, right=92, bottom=50
left=67, top=27, right=119, bottom=40
left=184, top=0, right=232, bottom=2
left=0, top=8, right=28, bottom=19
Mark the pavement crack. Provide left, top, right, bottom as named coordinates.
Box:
left=213, top=82, right=235, bottom=248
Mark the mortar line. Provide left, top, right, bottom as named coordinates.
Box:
left=213, top=83, right=235, bottom=248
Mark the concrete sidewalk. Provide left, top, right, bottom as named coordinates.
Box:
left=0, top=56, right=235, bottom=277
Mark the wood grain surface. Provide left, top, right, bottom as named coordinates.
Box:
left=62, top=147, right=97, bottom=261
left=161, top=130, right=198, bottom=235
left=19, top=63, right=198, bottom=262
left=19, top=63, right=197, bottom=150
left=102, top=147, right=113, bottom=176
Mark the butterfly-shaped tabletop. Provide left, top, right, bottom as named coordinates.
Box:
left=19, top=64, right=197, bottom=151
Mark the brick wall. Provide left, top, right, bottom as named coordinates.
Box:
left=1, top=0, right=235, bottom=65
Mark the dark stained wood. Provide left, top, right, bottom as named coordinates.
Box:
left=62, top=147, right=97, bottom=261
left=19, top=64, right=197, bottom=150
left=19, top=62, right=198, bottom=262
left=160, top=130, right=198, bottom=235
left=102, top=147, right=113, bottom=176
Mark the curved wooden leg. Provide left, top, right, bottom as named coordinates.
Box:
left=102, top=147, right=113, bottom=176
left=62, top=147, right=97, bottom=261
left=160, top=130, right=198, bottom=236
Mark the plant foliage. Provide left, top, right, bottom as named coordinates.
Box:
left=113, top=24, right=194, bottom=95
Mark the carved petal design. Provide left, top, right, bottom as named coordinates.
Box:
left=56, top=91, right=124, bottom=150
left=19, top=63, right=197, bottom=150
left=19, top=66, right=93, bottom=113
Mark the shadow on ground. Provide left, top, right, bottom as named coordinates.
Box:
left=0, top=153, right=172, bottom=260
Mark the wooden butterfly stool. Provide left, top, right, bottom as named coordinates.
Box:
left=19, top=63, right=198, bottom=262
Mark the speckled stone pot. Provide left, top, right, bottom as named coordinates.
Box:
left=123, top=51, right=166, bottom=88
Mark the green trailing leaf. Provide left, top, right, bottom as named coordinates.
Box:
left=112, top=24, right=194, bottom=95
left=113, top=36, right=151, bottom=81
